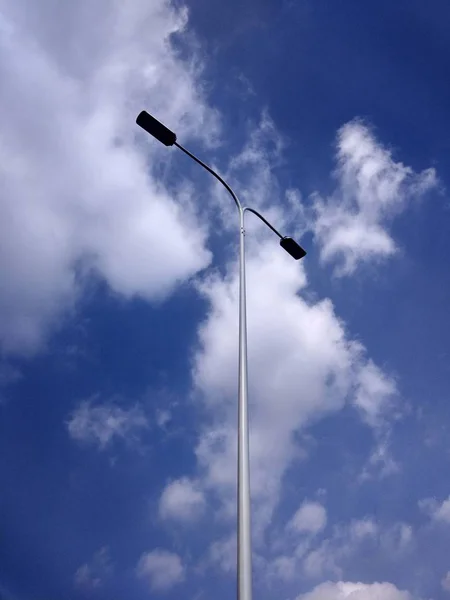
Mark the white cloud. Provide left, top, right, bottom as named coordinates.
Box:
left=209, top=535, right=236, bottom=574
left=303, top=519, right=413, bottom=580
left=288, top=501, right=327, bottom=535
left=193, top=237, right=397, bottom=535
left=205, top=111, right=294, bottom=241
left=74, top=546, right=112, bottom=589
left=269, top=555, right=297, bottom=582
left=67, top=398, right=148, bottom=450
left=297, top=581, right=414, bottom=600
left=268, top=516, right=412, bottom=584
left=348, top=518, right=378, bottom=541
left=136, top=549, right=185, bottom=591
left=433, top=497, right=450, bottom=523
left=312, top=120, right=437, bottom=276
left=420, top=495, right=450, bottom=524
left=0, top=0, right=218, bottom=356
left=156, top=409, right=172, bottom=429
left=380, top=522, right=413, bottom=556
left=442, top=571, right=450, bottom=592
left=303, top=541, right=342, bottom=579
left=0, top=1, right=436, bottom=595
left=360, top=434, right=400, bottom=481
left=159, top=477, right=205, bottom=522
left=354, top=361, right=397, bottom=428
left=179, top=115, right=401, bottom=542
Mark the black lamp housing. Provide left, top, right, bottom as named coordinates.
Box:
left=136, top=111, right=177, bottom=146
left=280, top=237, right=307, bottom=260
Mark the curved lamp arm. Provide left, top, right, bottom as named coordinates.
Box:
left=175, top=141, right=242, bottom=213
left=243, top=207, right=282, bottom=238
left=136, top=110, right=306, bottom=260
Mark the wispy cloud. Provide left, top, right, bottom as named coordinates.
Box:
left=67, top=398, right=148, bottom=450
left=269, top=516, right=413, bottom=583
left=74, top=546, right=112, bottom=589
left=311, top=120, right=438, bottom=276
left=208, top=535, right=236, bottom=574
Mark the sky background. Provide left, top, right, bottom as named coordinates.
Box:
left=1, top=1, right=450, bottom=599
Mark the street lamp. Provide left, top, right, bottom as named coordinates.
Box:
left=136, top=110, right=306, bottom=600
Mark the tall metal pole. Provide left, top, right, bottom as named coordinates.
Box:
left=136, top=109, right=306, bottom=600
left=238, top=207, right=252, bottom=600
left=172, top=140, right=253, bottom=599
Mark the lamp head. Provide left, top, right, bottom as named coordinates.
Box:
left=136, top=111, right=177, bottom=146
left=280, top=237, right=307, bottom=260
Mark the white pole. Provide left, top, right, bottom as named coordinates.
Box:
left=136, top=114, right=304, bottom=599
left=237, top=207, right=252, bottom=600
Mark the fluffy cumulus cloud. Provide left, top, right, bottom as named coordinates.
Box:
left=136, top=549, right=185, bottom=591
left=0, top=0, right=218, bottom=356
left=159, top=477, right=205, bottom=522
left=288, top=501, right=328, bottom=536
left=67, top=398, right=148, bottom=450
left=312, top=120, right=437, bottom=276
left=297, top=581, right=414, bottom=600
left=193, top=238, right=397, bottom=536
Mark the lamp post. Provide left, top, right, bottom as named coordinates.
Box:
left=136, top=110, right=306, bottom=600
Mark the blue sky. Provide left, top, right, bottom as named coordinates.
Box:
left=1, top=1, right=450, bottom=599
